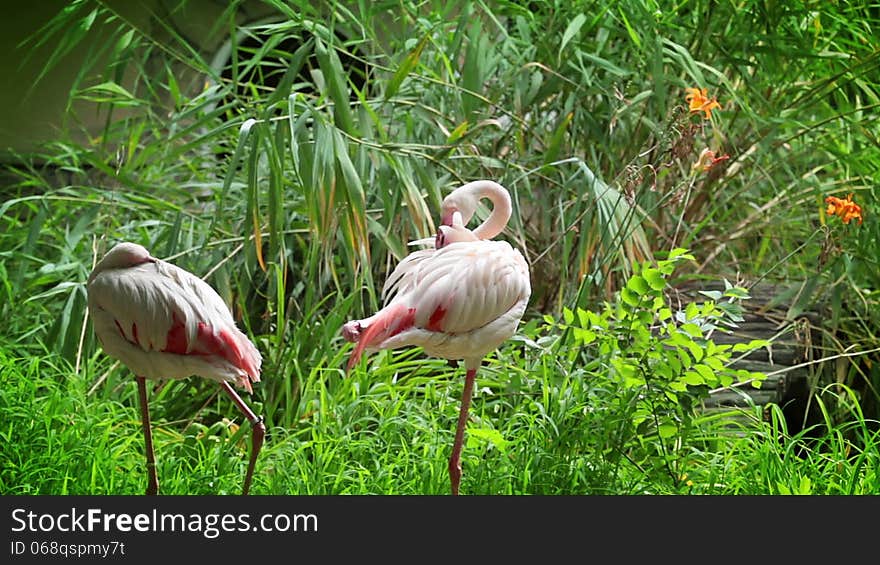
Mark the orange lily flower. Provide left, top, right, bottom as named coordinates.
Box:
left=825, top=193, right=864, bottom=225
left=691, top=147, right=730, bottom=173
left=685, top=87, right=722, bottom=119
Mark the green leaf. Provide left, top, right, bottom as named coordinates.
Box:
left=694, top=364, right=716, bottom=382
left=462, top=19, right=489, bottom=119
left=723, top=286, right=751, bottom=299
left=654, top=363, right=673, bottom=381
left=669, top=349, right=684, bottom=371
left=76, top=81, right=142, bottom=106
left=717, top=301, right=745, bottom=322
left=687, top=340, right=705, bottom=362
left=669, top=331, right=704, bottom=363
left=636, top=310, right=653, bottom=326
left=613, top=361, right=642, bottom=387
left=699, top=290, right=723, bottom=301
left=682, top=370, right=704, bottom=386
left=624, top=372, right=644, bottom=388
left=786, top=277, right=820, bottom=320
left=620, top=287, right=640, bottom=307
left=559, top=13, right=587, bottom=60
left=658, top=423, right=678, bottom=438
left=704, top=357, right=725, bottom=371
left=467, top=427, right=508, bottom=454
left=577, top=308, right=591, bottom=329
left=799, top=476, right=812, bottom=495
left=575, top=51, right=633, bottom=78
left=543, top=112, right=573, bottom=165
left=114, top=28, right=134, bottom=55
left=386, top=33, right=429, bottom=101
left=573, top=327, right=597, bottom=344
left=25, top=281, right=81, bottom=302
left=627, top=275, right=649, bottom=296
left=669, top=380, right=688, bottom=392
left=167, top=65, right=181, bottom=107
left=617, top=7, right=642, bottom=49
left=315, top=36, right=356, bottom=135
left=446, top=120, right=469, bottom=143
left=643, top=268, right=666, bottom=291
left=668, top=248, right=695, bottom=261
left=268, top=38, right=315, bottom=108
left=733, top=339, right=771, bottom=352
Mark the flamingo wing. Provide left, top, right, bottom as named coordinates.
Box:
left=400, top=240, right=530, bottom=334
left=382, top=246, right=436, bottom=303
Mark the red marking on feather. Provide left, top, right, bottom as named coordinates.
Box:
left=114, top=319, right=143, bottom=349
left=347, top=303, right=415, bottom=372
left=211, top=327, right=252, bottom=376
left=163, top=318, right=189, bottom=354
left=426, top=304, right=447, bottom=332
left=161, top=316, right=260, bottom=384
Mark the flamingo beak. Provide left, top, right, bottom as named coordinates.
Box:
left=440, top=211, right=455, bottom=226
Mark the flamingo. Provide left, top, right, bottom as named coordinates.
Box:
left=341, top=180, right=531, bottom=495
left=86, top=242, right=265, bottom=495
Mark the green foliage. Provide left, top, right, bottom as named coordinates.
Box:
left=541, top=248, right=768, bottom=486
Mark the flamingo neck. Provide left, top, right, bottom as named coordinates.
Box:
left=446, top=180, right=512, bottom=240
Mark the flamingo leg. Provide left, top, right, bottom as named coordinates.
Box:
left=219, top=381, right=266, bottom=495
left=448, top=367, right=477, bottom=496
left=135, top=376, right=159, bottom=496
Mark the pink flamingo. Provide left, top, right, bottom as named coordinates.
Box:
left=342, top=180, right=531, bottom=495
left=87, top=242, right=264, bottom=495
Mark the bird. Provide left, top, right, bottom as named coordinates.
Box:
left=341, top=180, right=531, bottom=495
left=86, top=242, right=265, bottom=495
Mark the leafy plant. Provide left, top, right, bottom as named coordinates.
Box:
left=541, top=248, right=768, bottom=486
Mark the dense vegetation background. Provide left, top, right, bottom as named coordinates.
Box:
left=1, top=0, right=878, bottom=494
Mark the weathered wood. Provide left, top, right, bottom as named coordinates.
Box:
left=667, top=280, right=826, bottom=417
left=702, top=389, right=779, bottom=408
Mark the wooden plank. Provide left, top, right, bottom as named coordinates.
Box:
left=666, top=280, right=827, bottom=416
left=702, top=388, right=779, bottom=408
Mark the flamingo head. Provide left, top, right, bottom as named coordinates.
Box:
left=439, top=190, right=478, bottom=228
left=439, top=180, right=511, bottom=241
left=90, top=242, right=156, bottom=281
left=435, top=211, right=478, bottom=248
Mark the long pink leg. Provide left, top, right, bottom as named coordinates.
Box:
left=220, top=381, right=266, bottom=495
left=448, top=368, right=477, bottom=496
left=136, top=376, right=159, bottom=495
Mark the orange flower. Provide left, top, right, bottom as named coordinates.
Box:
left=825, top=193, right=864, bottom=225
left=685, top=87, right=722, bottom=119
left=691, top=147, right=730, bottom=173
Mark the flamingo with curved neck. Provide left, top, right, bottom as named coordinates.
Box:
left=341, top=179, right=531, bottom=495
left=439, top=180, right=513, bottom=240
